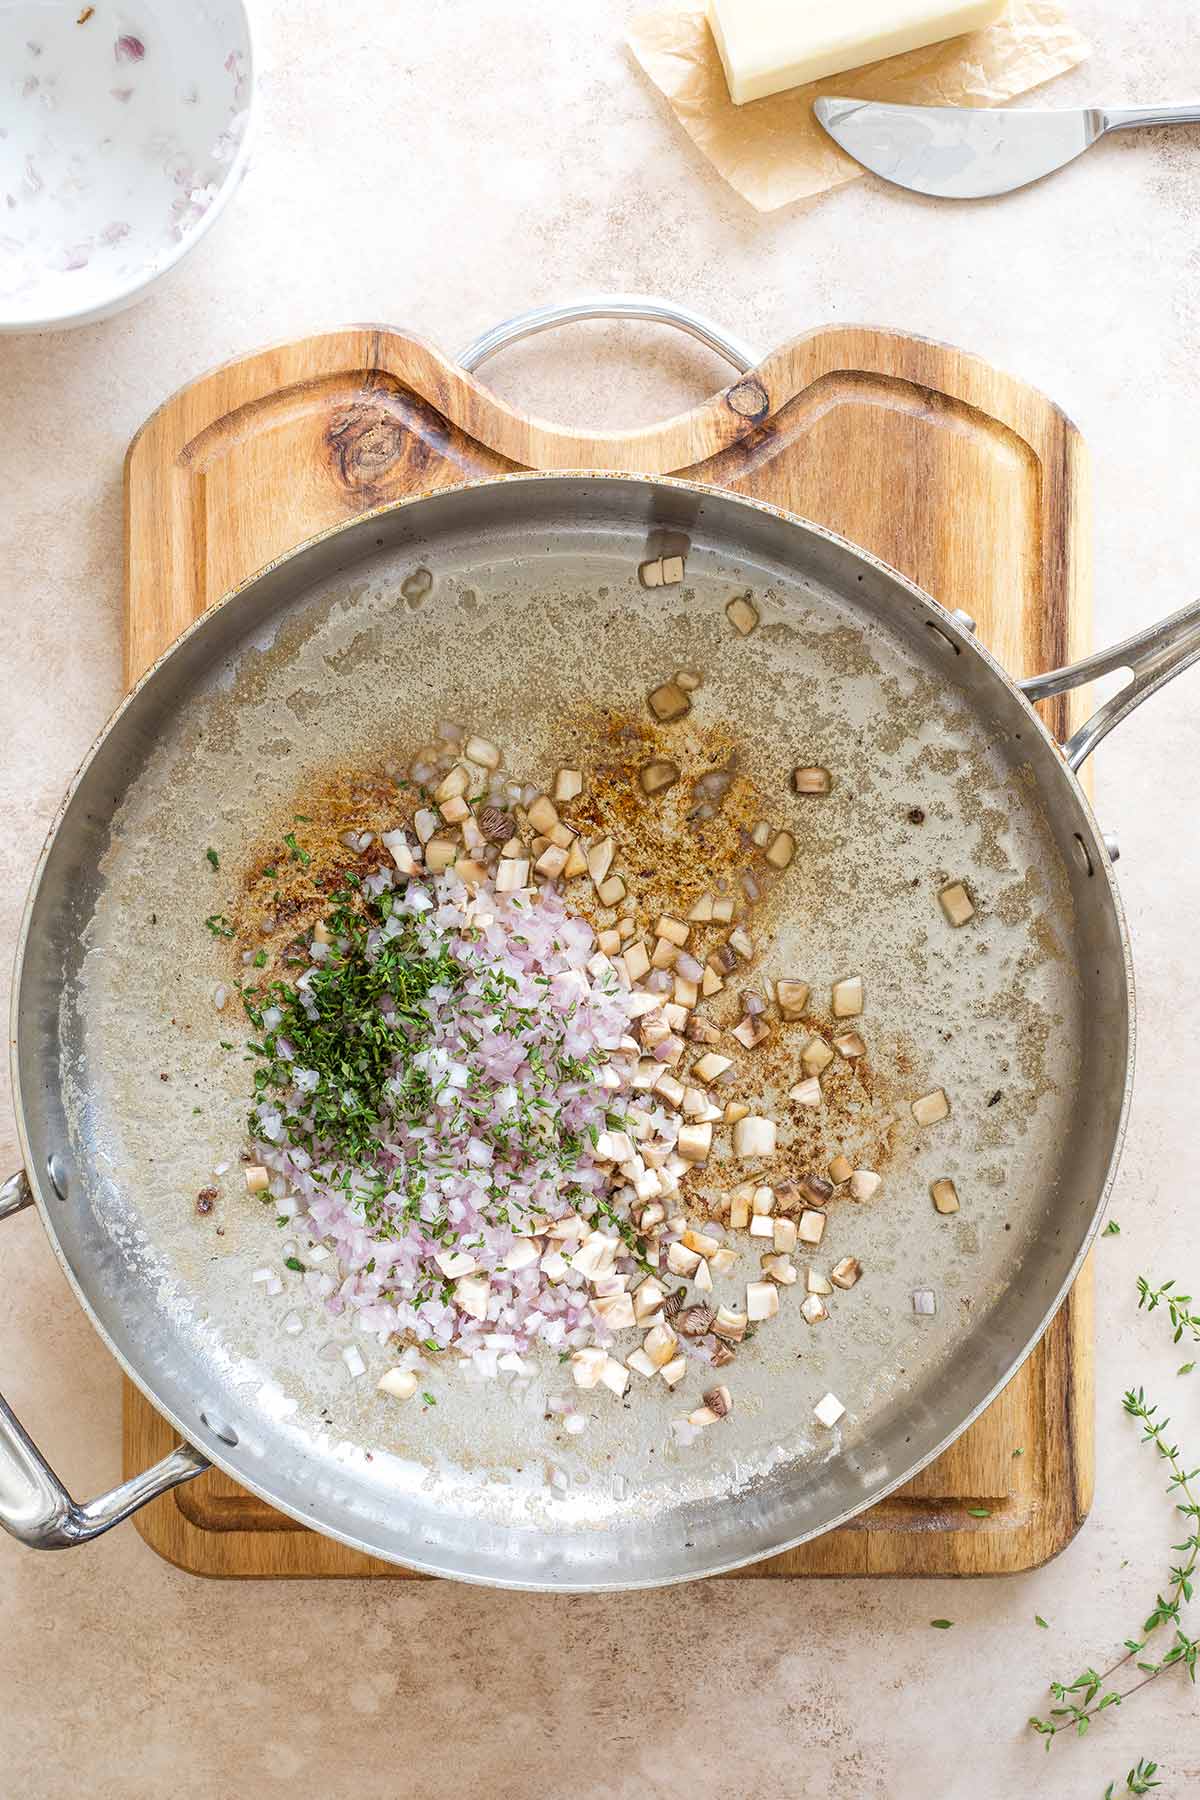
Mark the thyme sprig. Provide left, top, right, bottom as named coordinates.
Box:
left=1106, top=1759, right=1162, bottom=1797
left=1137, top=1278, right=1200, bottom=1346
left=1029, top=1280, right=1200, bottom=1777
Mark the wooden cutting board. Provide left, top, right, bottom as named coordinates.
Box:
left=123, top=321, right=1094, bottom=1578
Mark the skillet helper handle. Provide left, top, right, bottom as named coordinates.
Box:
left=1020, top=595, right=1200, bottom=772
left=0, top=1170, right=209, bottom=1550
left=458, top=294, right=762, bottom=377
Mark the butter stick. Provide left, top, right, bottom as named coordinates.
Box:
left=708, top=0, right=1007, bottom=106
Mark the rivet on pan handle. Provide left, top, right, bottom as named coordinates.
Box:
left=0, top=1171, right=209, bottom=1550
left=1020, top=595, right=1200, bottom=772
left=458, top=295, right=763, bottom=377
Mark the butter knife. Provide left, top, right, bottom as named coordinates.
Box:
left=813, top=97, right=1200, bottom=198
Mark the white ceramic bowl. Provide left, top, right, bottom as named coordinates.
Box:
left=0, top=0, right=254, bottom=332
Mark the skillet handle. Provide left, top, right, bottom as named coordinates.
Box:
left=0, top=1171, right=209, bottom=1550
left=458, top=294, right=762, bottom=377
left=1020, top=596, right=1200, bottom=772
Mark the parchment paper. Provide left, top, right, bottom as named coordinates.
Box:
left=627, top=1, right=1090, bottom=211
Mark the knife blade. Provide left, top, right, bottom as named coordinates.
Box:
left=812, top=97, right=1200, bottom=199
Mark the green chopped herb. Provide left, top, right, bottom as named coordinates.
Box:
left=206, top=847, right=220, bottom=870
left=262, top=865, right=277, bottom=878
left=204, top=913, right=235, bottom=939
left=967, top=1506, right=992, bottom=1518
left=1103, top=1221, right=1122, bottom=1237
left=284, top=1256, right=303, bottom=1272
left=421, top=1391, right=436, bottom=1407
left=1179, top=1363, right=1196, bottom=1377
left=252, top=950, right=268, bottom=968
left=1035, top=1615, right=1049, bottom=1629
left=930, top=1619, right=954, bottom=1630
left=283, top=832, right=311, bottom=866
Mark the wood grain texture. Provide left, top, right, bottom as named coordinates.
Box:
left=123, top=322, right=1094, bottom=1579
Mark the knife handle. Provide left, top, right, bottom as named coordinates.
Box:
left=1103, top=102, right=1200, bottom=133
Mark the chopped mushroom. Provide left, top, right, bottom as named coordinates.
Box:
left=712, top=1305, right=748, bottom=1342
left=792, top=766, right=832, bottom=796
left=912, top=1088, right=950, bottom=1126
left=762, top=1254, right=797, bottom=1285
left=828, top=1154, right=852, bottom=1185
left=725, top=594, right=759, bottom=635
left=765, top=831, right=795, bottom=871
left=728, top=1186, right=752, bottom=1229
left=788, top=1077, right=822, bottom=1108
left=732, top=1015, right=770, bottom=1049
left=667, top=1241, right=703, bottom=1276
left=831, top=975, right=864, bottom=1018
left=526, top=794, right=559, bottom=835
left=912, top=1290, right=937, bottom=1316
left=849, top=1169, right=881, bottom=1202
left=689, top=894, right=715, bottom=921
left=597, top=875, right=626, bottom=907
left=244, top=1165, right=269, bottom=1193
left=931, top=1178, right=960, bottom=1215
left=640, top=759, right=680, bottom=796
left=939, top=882, right=975, bottom=927
left=587, top=836, right=615, bottom=886
left=676, top=1122, right=713, bottom=1164
left=732, top=1115, right=775, bottom=1159
left=648, top=681, right=691, bottom=723
left=661, top=555, right=685, bottom=585
left=571, top=1346, right=609, bottom=1389
left=465, top=736, right=501, bottom=770
left=746, top=1281, right=778, bottom=1322
left=798, top=1210, right=827, bottom=1246
left=775, top=979, right=810, bottom=1020
left=830, top=1257, right=862, bottom=1289
left=773, top=1217, right=798, bottom=1254
left=800, top=1293, right=829, bottom=1325
left=659, top=1355, right=688, bottom=1387
left=702, top=1384, right=732, bottom=1419
left=643, top=1322, right=679, bottom=1367
left=639, top=557, right=664, bottom=588
left=813, top=1392, right=845, bottom=1428
left=553, top=768, right=584, bottom=803
left=801, top=1036, right=834, bottom=1078
left=633, top=1275, right=667, bottom=1320
left=833, top=1031, right=866, bottom=1060
left=601, top=1357, right=631, bottom=1397
left=805, top=1267, right=832, bottom=1296
left=676, top=668, right=702, bottom=691
left=377, top=1367, right=419, bottom=1400
left=693, top=1051, right=734, bottom=1083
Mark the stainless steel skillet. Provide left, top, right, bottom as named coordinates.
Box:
left=3, top=310, right=1200, bottom=1589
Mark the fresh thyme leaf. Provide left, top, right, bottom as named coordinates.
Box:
left=967, top=1506, right=992, bottom=1518
left=930, top=1619, right=953, bottom=1630
left=283, top=832, right=311, bottom=866
left=252, top=949, right=267, bottom=968
left=421, top=1391, right=436, bottom=1407
left=1036, top=1615, right=1049, bottom=1629
left=204, top=912, right=235, bottom=939
left=284, top=1256, right=303, bottom=1272
left=206, top=847, right=219, bottom=869
left=1104, top=1221, right=1122, bottom=1237
left=1179, top=1363, right=1196, bottom=1377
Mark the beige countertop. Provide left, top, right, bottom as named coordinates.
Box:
left=2, top=1, right=1199, bottom=1793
